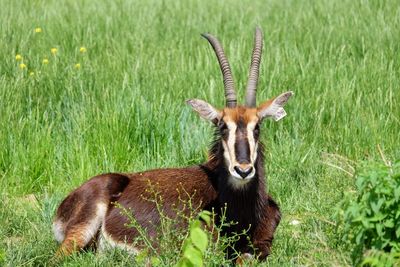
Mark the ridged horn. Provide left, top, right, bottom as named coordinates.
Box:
left=245, top=27, right=263, bottom=107
left=201, top=33, right=237, bottom=108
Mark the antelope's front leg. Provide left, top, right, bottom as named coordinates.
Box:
left=252, top=196, right=281, bottom=260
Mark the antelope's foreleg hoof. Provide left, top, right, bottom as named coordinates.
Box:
left=235, top=253, right=254, bottom=265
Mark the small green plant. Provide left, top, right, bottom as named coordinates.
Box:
left=361, top=249, right=400, bottom=267
left=176, top=210, right=211, bottom=267
left=114, top=182, right=201, bottom=266
left=114, top=183, right=238, bottom=266
left=338, top=160, right=400, bottom=265
left=114, top=183, right=251, bottom=266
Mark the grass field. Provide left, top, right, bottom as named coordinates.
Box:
left=1, top=0, right=399, bottom=266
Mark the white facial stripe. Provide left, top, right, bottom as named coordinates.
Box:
left=222, top=121, right=241, bottom=180
left=247, top=122, right=258, bottom=163
left=222, top=140, right=232, bottom=169
left=226, top=121, right=237, bottom=165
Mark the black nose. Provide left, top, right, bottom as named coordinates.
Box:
left=234, top=165, right=253, bottom=178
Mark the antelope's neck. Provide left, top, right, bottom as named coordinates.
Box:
left=201, top=142, right=267, bottom=231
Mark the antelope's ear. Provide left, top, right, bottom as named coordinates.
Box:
left=186, top=99, right=222, bottom=123
left=257, top=91, right=293, bottom=121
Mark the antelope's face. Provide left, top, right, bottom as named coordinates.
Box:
left=218, top=107, right=260, bottom=183
left=188, top=28, right=293, bottom=187
left=188, top=91, right=292, bottom=187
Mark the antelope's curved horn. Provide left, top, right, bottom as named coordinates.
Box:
left=202, top=33, right=237, bottom=108
left=245, top=27, right=263, bottom=107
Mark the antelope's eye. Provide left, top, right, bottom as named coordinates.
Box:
left=218, top=121, right=228, bottom=133
left=254, top=124, right=260, bottom=136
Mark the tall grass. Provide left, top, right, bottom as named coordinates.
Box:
left=0, top=0, right=399, bottom=265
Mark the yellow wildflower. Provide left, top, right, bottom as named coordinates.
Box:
left=43, top=58, right=49, bottom=64
left=19, top=63, right=27, bottom=70
left=51, top=48, right=57, bottom=55
left=29, top=71, right=35, bottom=76
left=15, top=54, right=22, bottom=61
left=74, top=63, right=81, bottom=69
left=34, top=27, right=42, bottom=33
left=79, top=47, right=87, bottom=53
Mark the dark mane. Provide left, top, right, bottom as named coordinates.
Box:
left=201, top=127, right=269, bottom=256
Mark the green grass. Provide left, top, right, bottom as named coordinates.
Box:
left=1, top=0, right=399, bottom=265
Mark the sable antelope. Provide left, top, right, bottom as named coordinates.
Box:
left=53, top=27, right=293, bottom=261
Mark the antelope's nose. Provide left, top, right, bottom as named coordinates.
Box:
left=234, top=165, right=253, bottom=179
